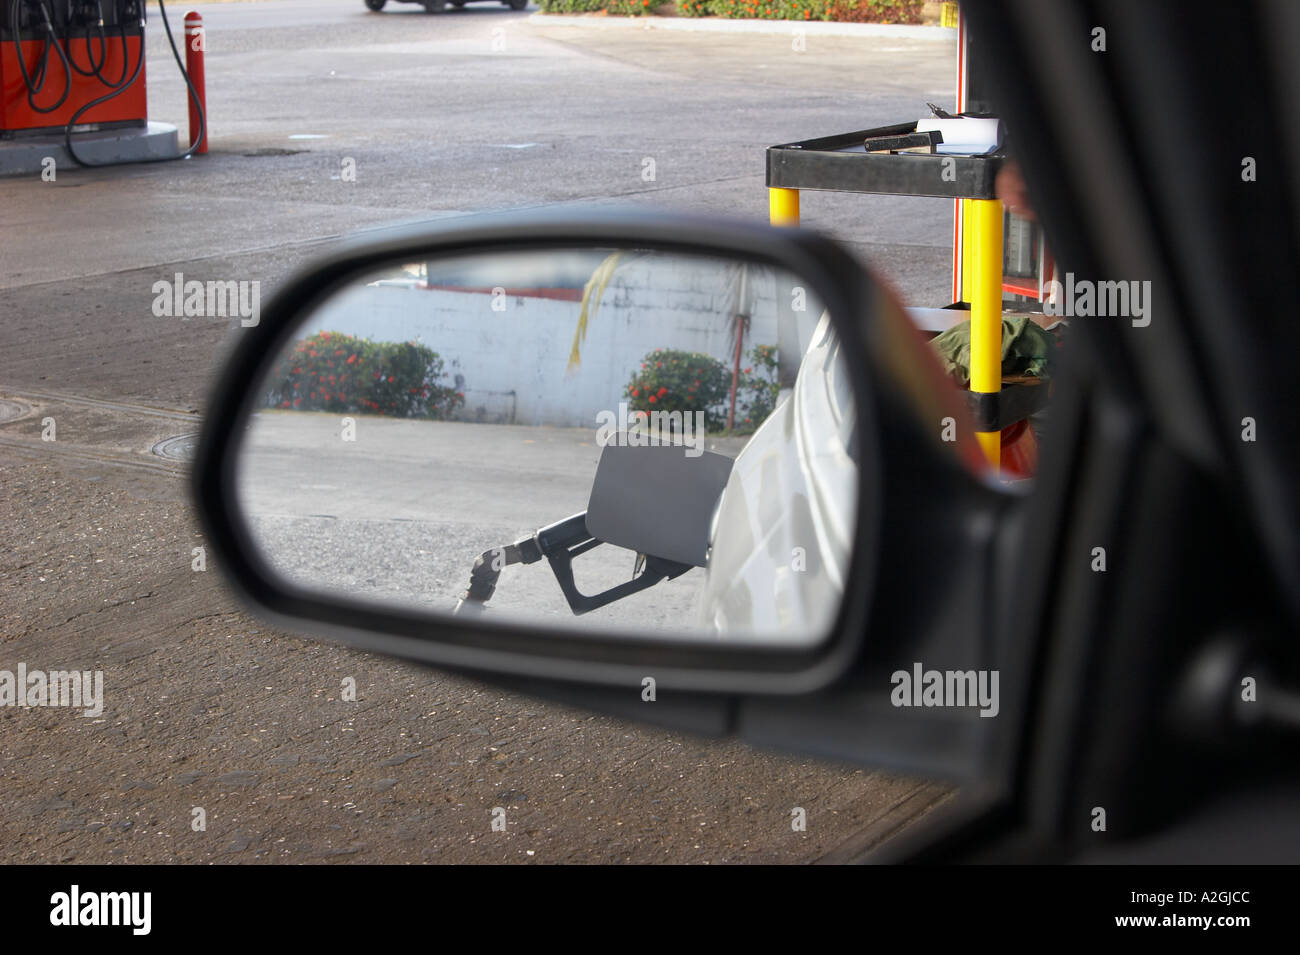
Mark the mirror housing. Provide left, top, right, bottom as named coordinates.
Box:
left=194, top=208, right=989, bottom=703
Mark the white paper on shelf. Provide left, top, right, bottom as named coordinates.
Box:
left=916, top=116, right=1001, bottom=155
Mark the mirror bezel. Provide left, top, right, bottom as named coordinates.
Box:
left=193, top=209, right=881, bottom=694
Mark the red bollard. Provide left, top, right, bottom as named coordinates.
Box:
left=184, top=13, right=207, bottom=154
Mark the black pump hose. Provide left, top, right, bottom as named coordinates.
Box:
left=11, top=0, right=72, bottom=113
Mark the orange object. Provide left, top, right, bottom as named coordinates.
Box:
left=999, top=418, right=1039, bottom=478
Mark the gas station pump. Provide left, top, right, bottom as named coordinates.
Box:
left=2, top=2, right=147, bottom=133
left=0, top=0, right=201, bottom=166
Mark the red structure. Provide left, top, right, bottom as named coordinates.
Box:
left=184, top=11, right=205, bottom=153
left=0, top=5, right=148, bottom=136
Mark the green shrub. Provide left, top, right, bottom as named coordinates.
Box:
left=824, top=0, right=922, bottom=23
left=540, top=0, right=924, bottom=19
left=263, top=330, right=464, bottom=420
left=674, top=0, right=921, bottom=20
left=622, top=345, right=781, bottom=435
left=536, top=0, right=602, bottom=9
left=679, top=0, right=821, bottom=18
left=538, top=0, right=656, bottom=14
left=736, top=343, right=781, bottom=430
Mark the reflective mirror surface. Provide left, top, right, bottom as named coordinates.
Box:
left=235, top=248, right=858, bottom=646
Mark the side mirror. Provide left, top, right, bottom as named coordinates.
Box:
left=195, top=209, right=999, bottom=779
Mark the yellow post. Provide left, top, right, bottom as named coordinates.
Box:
left=968, top=198, right=1004, bottom=469
left=769, top=187, right=800, bottom=227
left=960, top=198, right=973, bottom=303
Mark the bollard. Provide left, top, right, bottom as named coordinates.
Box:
left=184, top=12, right=207, bottom=154
left=967, top=197, right=1004, bottom=470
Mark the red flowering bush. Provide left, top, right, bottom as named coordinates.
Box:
left=823, top=0, right=921, bottom=22
left=679, top=0, right=820, bottom=18
left=624, top=348, right=731, bottom=432
left=538, top=0, right=921, bottom=18
left=262, top=331, right=464, bottom=420
left=538, top=0, right=656, bottom=13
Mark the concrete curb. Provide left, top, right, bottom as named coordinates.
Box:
left=527, top=13, right=955, bottom=39
left=0, top=122, right=180, bottom=177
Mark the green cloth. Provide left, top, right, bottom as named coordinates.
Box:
left=930, top=315, right=1053, bottom=386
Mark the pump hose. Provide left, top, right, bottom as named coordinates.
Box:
left=10, top=0, right=71, bottom=113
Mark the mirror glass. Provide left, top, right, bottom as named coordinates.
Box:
left=234, top=247, right=858, bottom=647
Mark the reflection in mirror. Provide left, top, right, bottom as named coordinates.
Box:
left=236, top=248, right=857, bottom=647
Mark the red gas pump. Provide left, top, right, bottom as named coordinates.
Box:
left=1, top=1, right=148, bottom=137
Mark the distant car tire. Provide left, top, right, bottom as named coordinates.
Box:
left=507, top=0, right=528, bottom=8
left=424, top=0, right=446, bottom=10
left=365, top=0, right=386, bottom=9
left=451, top=1, right=466, bottom=6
